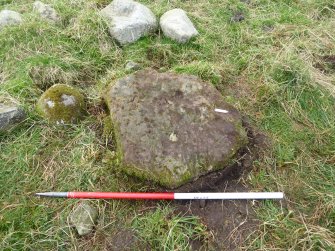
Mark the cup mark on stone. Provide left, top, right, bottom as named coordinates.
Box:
left=215, top=108, right=229, bottom=113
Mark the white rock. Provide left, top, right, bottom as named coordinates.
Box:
left=160, top=9, right=198, bottom=43
left=0, top=10, right=23, bottom=30
left=33, top=1, right=59, bottom=22
left=100, top=0, right=157, bottom=45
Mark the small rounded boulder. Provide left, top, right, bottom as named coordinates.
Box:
left=37, top=84, right=85, bottom=124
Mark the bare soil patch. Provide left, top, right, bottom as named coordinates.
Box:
left=104, top=228, right=148, bottom=251
left=314, top=55, right=335, bottom=73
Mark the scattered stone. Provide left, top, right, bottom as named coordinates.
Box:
left=0, top=10, right=23, bottom=30
left=37, top=84, right=85, bottom=124
left=106, top=69, right=248, bottom=188
left=231, top=12, right=245, bottom=22
left=100, top=0, right=157, bottom=45
left=70, top=202, right=98, bottom=236
left=263, top=25, right=274, bottom=32
left=125, top=61, right=141, bottom=71
left=0, top=102, right=26, bottom=131
left=160, top=9, right=198, bottom=43
left=33, top=1, right=60, bottom=23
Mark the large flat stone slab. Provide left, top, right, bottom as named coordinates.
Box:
left=106, top=69, right=248, bottom=188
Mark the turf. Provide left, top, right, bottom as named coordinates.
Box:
left=1, top=0, right=335, bottom=250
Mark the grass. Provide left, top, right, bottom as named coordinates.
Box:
left=1, top=0, right=335, bottom=250
left=132, top=206, right=209, bottom=251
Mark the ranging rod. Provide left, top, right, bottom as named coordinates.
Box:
left=35, top=192, right=284, bottom=200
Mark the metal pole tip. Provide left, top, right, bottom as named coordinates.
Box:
left=34, top=192, right=67, bottom=198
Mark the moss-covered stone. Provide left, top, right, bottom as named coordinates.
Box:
left=37, top=84, right=85, bottom=124
left=102, top=115, right=113, bottom=138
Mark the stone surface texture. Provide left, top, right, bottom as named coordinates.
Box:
left=106, top=69, right=248, bottom=188
left=33, top=1, right=59, bottom=22
left=0, top=10, right=22, bottom=30
left=0, top=103, right=25, bottom=131
left=160, top=9, right=198, bottom=43
left=37, top=84, right=85, bottom=124
left=100, top=0, right=157, bottom=45
left=70, top=202, right=98, bottom=236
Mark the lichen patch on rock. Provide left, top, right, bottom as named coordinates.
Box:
left=61, top=94, right=76, bottom=106
left=169, top=132, right=178, bottom=142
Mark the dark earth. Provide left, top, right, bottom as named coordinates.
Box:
left=314, top=55, right=335, bottom=73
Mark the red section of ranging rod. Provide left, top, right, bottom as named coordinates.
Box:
left=67, top=192, right=175, bottom=200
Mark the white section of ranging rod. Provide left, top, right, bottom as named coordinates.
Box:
left=215, top=108, right=229, bottom=113
left=174, top=192, right=284, bottom=200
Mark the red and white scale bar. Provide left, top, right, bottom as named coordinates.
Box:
left=36, top=108, right=284, bottom=201
left=36, top=192, right=284, bottom=200
left=174, top=192, right=283, bottom=200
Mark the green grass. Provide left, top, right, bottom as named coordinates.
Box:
left=1, top=0, right=335, bottom=250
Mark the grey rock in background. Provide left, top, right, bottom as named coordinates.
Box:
left=33, top=1, right=60, bottom=23
left=0, top=10, right=23, bottom=30
left=0, top=103, right=26, bottom=131
left=100, top=0, right=157, bottom=45
left=125, top=61, right=141, bottom=71
left=231, top=12, right=245, bottom=22
left=106, top=69, right=248, bottom=188
left=160, top=9, right=198, bottom=43
left=70, top=202, right=98, bottom=236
